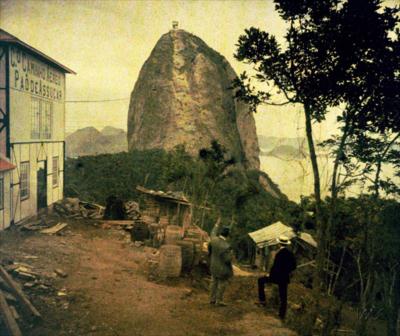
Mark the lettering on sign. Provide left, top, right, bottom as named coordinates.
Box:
left=9, top=46, right=64, bottom=101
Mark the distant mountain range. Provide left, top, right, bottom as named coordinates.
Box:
left=66, top=131, right=309, bottom=159
left=65, top=126, right=128, bottom=158
left=258, top=135, right=308, bottom=159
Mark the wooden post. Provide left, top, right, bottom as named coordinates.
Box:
left=176, top=203, right=181, bottom=226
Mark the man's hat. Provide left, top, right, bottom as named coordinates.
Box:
left=277, top=235, right=291, bottom=245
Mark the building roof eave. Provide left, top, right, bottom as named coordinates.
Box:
left=0, top=157, right=16, bottom=172
left=0, top=28, right=76, bottom=75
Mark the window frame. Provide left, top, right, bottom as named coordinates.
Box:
left=52, top=156, right=59, bottom=187
left=31, top=97, right=53, bottom=140
left=31, top=97, right=40, bottom=139
left=20, top=161, right=30, bottom=201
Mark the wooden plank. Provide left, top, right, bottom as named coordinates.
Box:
left=100, top=220, right=133, bottom=226
left=40, top=222, right=68, bottom=234
left=0, top=266, right=41, bottom=320
left=3, top=292, right=17, bottom=303
left=0, top=289, right=22, bottom=336
left=9, top=306, right=19, bottom=320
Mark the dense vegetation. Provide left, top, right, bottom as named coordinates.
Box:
left=233, top=0, right=399, bottom=334
left=64, top=144, right=400, bottom=335
left=64, top=144, right=298, bottom=238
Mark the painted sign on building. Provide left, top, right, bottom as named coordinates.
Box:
left=9, top=46, right=64, bottom=102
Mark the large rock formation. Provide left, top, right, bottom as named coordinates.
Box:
left=127, top=29, right=260, bottom=170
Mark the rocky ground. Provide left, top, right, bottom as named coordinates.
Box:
left=0, top=216, right=297, bottom=336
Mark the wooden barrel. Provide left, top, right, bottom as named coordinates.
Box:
left=164, top=225, right=183, bottom=245
left=183, top=238, right=202, bottom=265
left=185, top=226, right=203, bottom=241
left=176, top=240, right=195, bottom=272
left=159, top=245, right=182, bottom=277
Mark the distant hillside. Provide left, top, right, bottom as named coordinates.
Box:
left=258, top=135, right=307, bottom=158
left=263, top=145, right=307, bottom=159
left=66, top=126, right=128, bottom=158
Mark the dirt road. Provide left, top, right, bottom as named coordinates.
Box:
left=0, top=219, right=296, bottom=336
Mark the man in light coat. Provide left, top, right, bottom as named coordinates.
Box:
left=208, top=226, right=233, bottom=306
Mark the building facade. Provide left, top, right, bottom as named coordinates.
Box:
left=0, top=29, right=74, bottom=230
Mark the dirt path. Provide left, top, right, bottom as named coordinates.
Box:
left=0, top=219, right=296, bottom=336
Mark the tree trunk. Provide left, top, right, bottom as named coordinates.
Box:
left=355, top=316, right=368, bottom=336
left=304, top=105, right=326, bottom=334
left=304, top=106, right=324, bottom=290
left=330, top=118, right=350, bottom=202
left=326, top=120, right=350, bottom=291
left=387, top=310, right=398, bottom=336
left=385, top=271, right=399, bottom=336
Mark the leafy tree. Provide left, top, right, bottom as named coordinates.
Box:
left=234, top=0, right=399, bottom=293
left=349, top=132, right=400, bottom=198
left=234, top=0, right=350, bottom=293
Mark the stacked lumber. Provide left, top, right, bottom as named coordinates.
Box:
left=125, top=201, right=140, bottom=220
left=0, top=290, right=21, bottom=336
left=0, top=265, right=41, bottom=336
left=20, top=217, right=54, bottom=231
left=53, top=198, right=104, bottom=219
left=40, top=223, right=68, bottom=234
left=20, top=217, right=68, bottom=235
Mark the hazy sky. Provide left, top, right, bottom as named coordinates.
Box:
left=1, top=0, right=322, bottom=138
left=2, top=0, right=397, bottom=200
left=1, top=0, right=397, bottom=137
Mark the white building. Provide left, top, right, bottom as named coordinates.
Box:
left=0, top=29, right=75, bottom=230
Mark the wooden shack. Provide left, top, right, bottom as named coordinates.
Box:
left=135, top=186, right=210, bottom=274
left=248, top=221, right=317, bottom=270
left=136, top=185, right=192, bottom=228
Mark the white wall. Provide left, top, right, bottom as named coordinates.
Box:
left=0, top=172, right=12, bottom=230
left=10, top=142, right=64, bottom=223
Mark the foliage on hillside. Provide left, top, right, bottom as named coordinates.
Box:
left=65, top=145, right=298, bottom=238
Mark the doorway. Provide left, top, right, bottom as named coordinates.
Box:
left=37, top=160, right=47, bottom=210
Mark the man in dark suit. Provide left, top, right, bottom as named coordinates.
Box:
left=256, top=235, right=296, bottom=319
left=208, top=226, right=233, bottom=306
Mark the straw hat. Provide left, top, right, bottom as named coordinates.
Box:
left=277, top=235, right=291, bottom=245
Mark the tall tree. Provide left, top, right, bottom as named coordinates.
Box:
left=234, top=0, right=399, bottom=290
left=235, top=1, right=344, bottom=292
left=325, top=0, right=399, bottom=223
